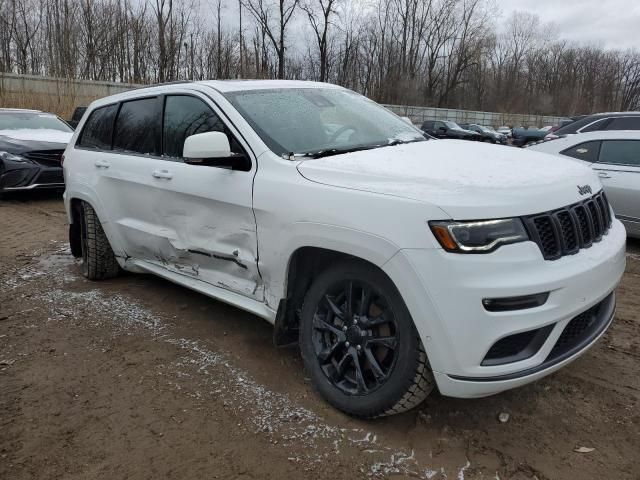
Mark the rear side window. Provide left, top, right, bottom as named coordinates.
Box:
left=605, top=117, right=640, bottom=130
left=560, top=141, right=601, bottom=162
left=113, top=97, right=158, bottom=155
left=162, top=95, right=225, bottom=158
left=78, top=104, right=118, bottom=150
left=598, top=140, right=640, bottom=166
left=581, top=118, right=610, bottom=133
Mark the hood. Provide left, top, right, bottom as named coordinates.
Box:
left=0, top=130, right=70, bottom=154
left=0, top=129, right=72, bottom=148
left=296, top=140, right=601, bottom=219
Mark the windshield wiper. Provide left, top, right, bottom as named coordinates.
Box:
left=290, top=144, right=382, bottom=159
left=290, top=137, right=426, bottom=160
left=386, top=137, right=426, bottom=146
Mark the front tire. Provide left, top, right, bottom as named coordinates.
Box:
left=300, top=261, right=434, bottom=418
left=80, top=201, right=120, bottom=280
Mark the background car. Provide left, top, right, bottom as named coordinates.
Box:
left=528, top=130, right=639, bottom=238
left=459, top=123, right=507, bottom=144
left=0, top=108, right=72, bottom=194
left=496, top=126, right=512, bottom=138
left=511, top=126, right=547, bottom=147
left=421, top=120, right=480, bottom=140
left=546, top=112, right=640, bottom=140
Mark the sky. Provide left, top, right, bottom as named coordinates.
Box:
left=499, top=0, right=640, bottom=50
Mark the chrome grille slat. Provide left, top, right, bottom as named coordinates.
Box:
left=525, top=191, right=612, bottom=260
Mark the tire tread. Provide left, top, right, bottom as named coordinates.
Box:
left=82, top=202, right=119, bottom=280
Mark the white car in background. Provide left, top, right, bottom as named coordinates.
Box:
left=62, top=80, right=626, bottom=417
left=528, top=131, right=639, bottom=238
left=496, top=126, right=512, bottom=138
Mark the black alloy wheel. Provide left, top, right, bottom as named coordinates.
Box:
left=300, top=261, right=434, bottom=418
left=311, top=279, right=398, bottom=395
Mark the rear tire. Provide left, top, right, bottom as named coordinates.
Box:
left=300, top=260, right=434, bottom=418
left=80, top=201, right=120, bottom=280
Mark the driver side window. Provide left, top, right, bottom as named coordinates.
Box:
left=163, top=95, right=243, bottom=158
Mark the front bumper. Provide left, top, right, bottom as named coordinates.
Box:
left=0, top=164, right=64, bottom=191
left=383, top=218, right=626, bottom=398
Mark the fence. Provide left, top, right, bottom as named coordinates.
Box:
left=1, top=72, right=565, bottom=127
left=0, top=73, right=136, bottom=117
left=383, top=104, right=566, bottom=128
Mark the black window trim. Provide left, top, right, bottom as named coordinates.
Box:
left=75, top=89, right=254, bottom=171
left=75, top=101, right=120, bottom=150
left=112, top=95, right=162, bottom=157
left=596, top=138, right=640, bottom=168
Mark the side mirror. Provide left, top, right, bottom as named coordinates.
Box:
left=183, top=131, right=240, bottom=169
left=438, top=126, right=447, bottom=132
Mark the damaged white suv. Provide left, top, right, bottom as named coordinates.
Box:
left=63, top=81, right=626, bottom=418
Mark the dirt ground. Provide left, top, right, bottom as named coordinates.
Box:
left=0, top=192, right=638, bottom=480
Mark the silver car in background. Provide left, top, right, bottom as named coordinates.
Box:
left=528, top=130, right=640, bottom=238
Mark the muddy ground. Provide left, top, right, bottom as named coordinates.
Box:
left=0, top=192, right=638, bottom=480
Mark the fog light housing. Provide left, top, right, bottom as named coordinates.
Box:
left=482, top=292, right=549, bottom=312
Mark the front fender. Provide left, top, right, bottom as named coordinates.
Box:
left=260, top=221, right=401, bottom=309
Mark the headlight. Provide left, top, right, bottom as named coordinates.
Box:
left=429, top=219, right=529, bottom=253
left=0, top=151, right=27, bottom=162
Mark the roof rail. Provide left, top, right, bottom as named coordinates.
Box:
left=130, top=80, right=193, bottom=91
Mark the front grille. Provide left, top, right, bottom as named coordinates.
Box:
left=23, top=149, right=64, bottom=167
left=524, top=191, right=612, bottom=260
left=35, top=169, right=64, bottom=185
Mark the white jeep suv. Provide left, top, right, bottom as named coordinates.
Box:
left=63, top=81, right=626, bottom=418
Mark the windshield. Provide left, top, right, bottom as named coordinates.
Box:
left=0, top=112, right=72, bottom=132
left=444, top=121, right=462, bottom=130
left=481, top=125, right=496, bottom=133
left=224, top=88, right=426, bottom=157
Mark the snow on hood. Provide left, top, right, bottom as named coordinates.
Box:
left=296, top=140, right=601, bottom=219
left=0, top=129, right=73, bottom=144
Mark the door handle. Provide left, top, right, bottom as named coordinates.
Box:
left=94, top=160, right=110, bottom=169
left=597, top=171, right=611, bottom=179
left=152, top=169, right=173, bottom=180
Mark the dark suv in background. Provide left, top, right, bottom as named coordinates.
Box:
left=421, top=120, right=480, bottom=140
left=459, top=123, right=507, bottom=144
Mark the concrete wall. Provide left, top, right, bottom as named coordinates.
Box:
left=384, top=104, right=566, bottom=128
left=1, top=72, right=565, bottom=127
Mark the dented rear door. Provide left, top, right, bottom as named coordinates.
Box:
left=143, top=93, right=262, bottom=301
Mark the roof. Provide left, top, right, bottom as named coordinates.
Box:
left=197, top=79, right=341, bottom=93
left=89, top=79, right=346, bottom=109
left=585, top=111, right=640, bottom=117
left=0, top=108, right=42, bottom=114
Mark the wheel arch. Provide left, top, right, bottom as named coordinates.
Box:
left=273, top=244, right=402, bottom=347
left=65, top=189, right=127, bottom=259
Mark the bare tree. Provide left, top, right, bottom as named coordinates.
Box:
left=242, top=0, right=299, bottom=79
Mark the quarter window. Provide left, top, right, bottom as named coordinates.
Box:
left=78, top=104, right=118, bottom=150
left=560, top=141, right=601, bottom=163
left=598, top=140, right=640, bottom=166
left=606, top=117, right=640, bottom=130
left=113, top=97, right=158, bottom=155
left=162, top=95, right=225, bottom=158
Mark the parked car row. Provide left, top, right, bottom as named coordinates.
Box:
left=420, top=120, right=507, bottom=143
left=0, top=84, right=636, bottom=420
